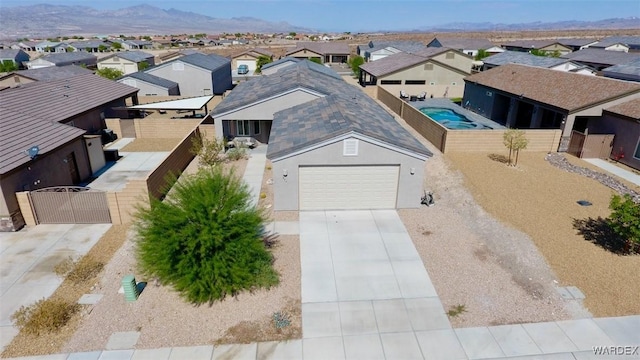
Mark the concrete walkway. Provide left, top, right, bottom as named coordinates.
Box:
left=243, top=145, right=268, bottom=206
left=583, top=158, right=640, bottom=186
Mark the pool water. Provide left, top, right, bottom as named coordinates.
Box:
left=420, top=107, right=491, bottom=130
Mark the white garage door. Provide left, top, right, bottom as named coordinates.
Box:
left=299, top=166, right=399, bottom=210
left=237, top=60, right=256, bottom=71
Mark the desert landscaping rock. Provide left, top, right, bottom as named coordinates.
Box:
left=78, top=294, right=104, bottom=305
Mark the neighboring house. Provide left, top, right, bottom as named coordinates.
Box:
left=601, top=58, right=640, bottom=82
left=68, top=40, right=109, bottom=52
left=359, top=47, right=472, bottom=98
left=557, top=38, right=599, bottom=52
left=35, top=41, right=68, bottom=53
left=144, top=53, right=231, bottom=96
left=122, top=40, right=153, bottom=50
left=231, top=48, right=274, bottom=71
left=481, top=51, right=595, bottom=75
left=97, top=51, right=156, bottom=75
left=462, top=63, right=640, bottom=151
left=0, top=49, right=30, bottom=69
left=212, top=60, right=349, bottom=143
left=561, top=48, right=640, bottom=71
left=26, top=52, right=98, bottom=69
left=501, top=40, right=573, bottom=55
left=586, top=98, right=640, bottom=170
left=427, top=37, right=494, bottom=57
left=117, top=72, right=179, bottom=96
left=260, top=57, right=302, bottom=75
left=0, top=65, right=93, bottom=88
left=357, top=41, right=425, bottom=62
left=590, top=36, right=640, bottom=52
left=285, top=42, right=350, bottom=64
left=12, top=41, right=38, bottom=51
left=0, top=74, right=139, bottom=231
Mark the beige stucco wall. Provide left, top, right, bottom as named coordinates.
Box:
left=287, top=49, right=323, bottom=61
left=0, top=74, right=36, bottom=88
left=97, top=57, right=139, bottom=75
left=431, top=51, right=473, bottom=73
left=231, top=53, right=259, bottom=69
left=540, top=43, right=572, bottom=55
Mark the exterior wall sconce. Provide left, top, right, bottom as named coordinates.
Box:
left=410, top=168, right=415, bottom=175
left=283, top=169, right=288, bottom=177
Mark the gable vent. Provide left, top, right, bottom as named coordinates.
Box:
left=343, top=139, right=359, bottom=156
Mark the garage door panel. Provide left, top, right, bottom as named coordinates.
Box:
left=299, top=166, right=399, bottom=210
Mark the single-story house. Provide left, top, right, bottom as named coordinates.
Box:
left=285, top=42, right=350, bottom=64
left=97, top=51, right=156, bottom=75
left=557, top=38, right=599, bottom=52
left=231, top=48, right=274, bottom=71
left=212, top=60, right=350, bottom=144
left=481, top=51, right=595, bottom=75
left=0, top=49, right=30, bottom=69
left=12, top=41, right=38, bottom=52
left=26, top=52, right=98, bottom=69
left=462, top=63, right=640, bottom=151
left=68, top=40, right=109, bottom=52
left=359, top=47, right=472, bottom=98
left=586, top=98, right=640, bottom=171
left=501, top=40, right=573, bottom=56
left=561, top=48, right=640, bottom=71
left=0, top=74, right=139, bottom=231
left=357, top=41, right=426, bottom=62
left=266, top=91, right=431, bottom=211
left=0, top=65, right=93, bottom=88
left=144, top=53, right=231, bottom=96
left=602, top=58, right=640, bottom=82
left=427, top=37, right=494, bottom=57
left=590, top=36, right=640, bottom=52
left=35, top=41, right=69, bottom=53
left=122, top=40, right=153, bottom=50
left=117, top=72, right=180, bottom=96
left=260, top=57, right=302, bottom=75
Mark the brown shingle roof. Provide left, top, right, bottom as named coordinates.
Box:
left=286, top=42, right=349, bottom=56
left=464, top=64, right=640, bottom=112
left=604, top=98, right=640, bottom=119
left=360, top=47, right=449, bottom=77
left=0, top=73, right=138, bottom=124
left=233, top=47, right=274, bottom=59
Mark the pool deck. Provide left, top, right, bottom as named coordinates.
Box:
left=407, top=98, right=505, bottom=130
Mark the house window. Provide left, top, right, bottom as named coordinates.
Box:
left=424, top=64, right=433, bottom=70
left=343, top=139, right=358, bottom=156
left=446, top=52, right=455, bottom=59
left=380, top=80, right=401, bottom=85
left=634, top=137, right=640, bottom=160
left=253, top=121, right=261, bottom=135
left=405, top=80, right=426, bottom=85
left=172, top=62, right=184, bottom=71
left=237, top=120, right=250, bottom=136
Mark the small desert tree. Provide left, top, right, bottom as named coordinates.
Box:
left=608, top=194, right=640, bottom=254
left=503, top=129, right=529, bottom=166
left=95, top=67, right=124, bottom=80
left=135, top=168, right=279, bottom=304
left=190, top=133, right=225, bottom=167
left=255, top=55, right=272, bottom=74
left=348, top=55, right=364, bottom=77
left=474, top=49, right=490, bottom=61
left=137, top=61, right=150, bottom=71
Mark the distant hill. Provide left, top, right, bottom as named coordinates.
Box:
left=0, top=4, right=313, bottom=39
left=418, top=17, right=640, bottom=32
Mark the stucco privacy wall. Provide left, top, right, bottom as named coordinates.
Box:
left=105, top=118, right=206, bottom=139
left=271, top=137, right=425, bottom=211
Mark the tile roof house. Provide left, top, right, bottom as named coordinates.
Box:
left=68, top=40, right=109, bottom=52
left=427, top=37, right=494, bottom=57
left=0, top=49, right=30, bottom=69
left=463, top=63, right=640, bottom=151
left=481, top=51, right=595, bottom=75
left=590, top=36, right=640, bottom=52
left=97, top=51, right=156, bottom=75
left=122, top=39, right=153, bottom=50
left=0, top=74, right=139, bottom=231
left=117, top=71, right=180, bottom=96
left=501, top=40, right=573, bottom=55
left=144, top=53, right=231, bottom=96
left=231, top=48, right=274, bottom=72
left=35, top=41, right=68, bottom=53
left=357, top=41, right=426, bottom=62
left=602, top=58, right=640, bottom=82
left=26, top=52, right=97, bottom=69
left=359, top=47, right=473, bottom=98
left=285, top=42, right=350, bottom=64
left=557, top=38, right=599, bottom=52
left=0, top=65, right=93, bottom=88
left=562, top=48, right=640, bottom=71
left=260, top=57, right=302, bottom=75
left=586, top=98, right=640, bottom=171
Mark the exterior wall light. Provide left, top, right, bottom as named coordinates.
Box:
left=410, top=167, right=415, bottom=175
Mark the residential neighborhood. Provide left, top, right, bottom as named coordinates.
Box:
left=0, top=3, right=639, bottom=360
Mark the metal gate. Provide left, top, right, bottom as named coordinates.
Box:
left=30, top=186, right=111, bottom=224
left=567, top=131, right=614, bottom=159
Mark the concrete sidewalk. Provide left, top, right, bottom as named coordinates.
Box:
left=583, top=158, right=640, bottom=186
left=243, top=146, right=267, bottom=207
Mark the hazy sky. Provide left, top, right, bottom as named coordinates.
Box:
left=3, top=0, right=639, bottom=32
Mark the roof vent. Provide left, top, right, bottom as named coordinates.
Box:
left=26, top=145, right=39, bottom=159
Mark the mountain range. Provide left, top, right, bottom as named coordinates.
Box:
left=1, top=4, right=639, bottom=39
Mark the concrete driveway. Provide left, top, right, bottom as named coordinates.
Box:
left=0, top=223, right=111, bottom=352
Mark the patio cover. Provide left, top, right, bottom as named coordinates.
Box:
left=126, top=95, right=213, bottom=111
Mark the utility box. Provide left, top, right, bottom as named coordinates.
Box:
left=122, top=274, right=140, bottom=302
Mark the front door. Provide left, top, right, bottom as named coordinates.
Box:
left=65, top=152, right=80, bottom=184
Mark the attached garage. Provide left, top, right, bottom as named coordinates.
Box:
left=299, top=165, right=399, bottom=210
left=237, top=59, right=257, bottom=71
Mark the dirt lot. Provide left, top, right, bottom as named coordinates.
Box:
left=446, top=151, right=640, bottom=318
left=119, top=138, right=182, bottom=152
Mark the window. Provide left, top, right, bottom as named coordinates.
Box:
left=343, top=139, right=358, bottom=156
left=172, top=62, right=184, bottom=71
left=424, top=64, right=433, bottom=71
left=237, top=120, right=250, bottom=136
left=634, top=137, right=640, bottom=160
left=405, top=80, right=426, bottom=85
left=380, top=80, right=401, bottom=85
left=446, top=52, right=455, bottom=59
left=253, top=121, right=261, bottom=135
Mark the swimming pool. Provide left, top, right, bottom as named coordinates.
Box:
left=420, top=107, right=491, bottom=130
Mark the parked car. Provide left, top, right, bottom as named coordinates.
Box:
left=238, top=64, right=249, bottom=74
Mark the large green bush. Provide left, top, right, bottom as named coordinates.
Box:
left=135, top=167, right=278, bottom=304
left=608, top=194, right=640, bottom=253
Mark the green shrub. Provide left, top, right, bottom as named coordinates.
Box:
left=608, top=194, right=640, bottom=253
left=190, top=133, right=225, bottom=167
left=135, top=167, right=279, bottom=304
left=12, top=299, right=81, bottom=335
left=226, top=147, right=246, bottom=161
